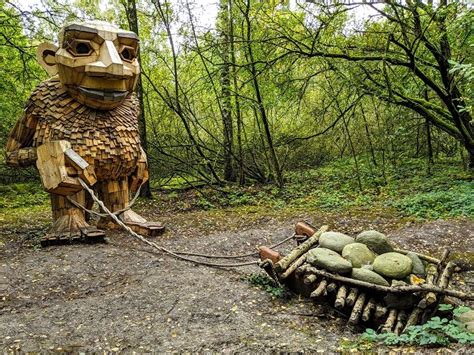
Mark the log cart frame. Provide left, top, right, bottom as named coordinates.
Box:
left=259, top=222, right=473, bottom=334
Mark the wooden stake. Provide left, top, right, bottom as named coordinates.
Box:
left=438, top=261, right=458, bottom=289
left=275, top=225, right=328, bottom=275
left=346, top=287, right=359, bottom=307
left=295, top=221, right=317, bottom=237
left=295, top=264, right=310, bottom=276
left=335, top=285, right=347, bottom=309
left=394, top=310, right=407, bottom=335
left=304, top=274, right=317, bottom=285
left=280, top=254, right=307, bottom=280
left=326, top=282, right=338, bottom=293
left=362, top=297, right=376, bottom=322
left=382, top=309, right=398, bottom=333
left=418, top=264, right=438, bottom=309
left=375, top=304, right=388, bottom=319
left=348, top=293, right=366, bottom=325
left=422, top=261, right=459, bottom=323
left=438, top=249, right=451, bottom=269
left=403, top=307, right=422, bottom=333
left=310, top=279, right=328, bottom=298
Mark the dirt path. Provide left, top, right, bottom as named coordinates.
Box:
left=1, top=210, right=473, bottom=352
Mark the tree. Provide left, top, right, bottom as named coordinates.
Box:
left=275, top=0, right=473, bottom=167
left=217, top=0, right=236, bottom=182
left=121, top=0, right=153, bottom=197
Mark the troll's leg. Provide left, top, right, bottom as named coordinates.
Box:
left=96, top=178, right=164, bottom=236
left=44, top=191, right=104, bottom=244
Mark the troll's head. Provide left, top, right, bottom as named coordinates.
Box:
left=37, top=21, right=140, bottom=110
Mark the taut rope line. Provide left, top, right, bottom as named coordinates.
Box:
left=74, top=178, right=294, bottom=268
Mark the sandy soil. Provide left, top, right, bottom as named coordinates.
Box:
left=0, top=209, right=473, bottom=352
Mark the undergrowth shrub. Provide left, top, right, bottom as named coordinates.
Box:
left=390, top=181, right=473, bottom=218
left=345, top=305, right=474, bottom=350
left=244, top=273, right=285, bottom=298
left=0, top=182, right=48, bottom=209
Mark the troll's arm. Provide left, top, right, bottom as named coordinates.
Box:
left=5, top=108, right=38, bottom=167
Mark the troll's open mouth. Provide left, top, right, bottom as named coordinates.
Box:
left=78, top=87, right=129, bottom=102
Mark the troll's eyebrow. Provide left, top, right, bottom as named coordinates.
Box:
left=64, top=24, right=99, bottom=35
left=117, top=32, right=139, bottom=41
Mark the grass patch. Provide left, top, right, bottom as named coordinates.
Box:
left=0, top=182, right=50, bottom=226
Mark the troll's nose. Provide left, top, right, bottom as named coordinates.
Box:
left=85, top=41, right=132, bottom=77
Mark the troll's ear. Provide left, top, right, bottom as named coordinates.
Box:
left=37, top=42, right=59, bottom=76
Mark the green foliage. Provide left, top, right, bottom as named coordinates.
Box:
left=358, top=306, right=474, bottom=347
left=390, top=180, right=473, bottom=219
left=0, top=182, right=49, bottom=209
left=0, top=4, right=46, bottom=147
left=244, top=273, right=285, bottom=298
left=168, top=157, right=472, bottom=220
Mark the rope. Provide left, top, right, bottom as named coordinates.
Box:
left=66, top=180, right=143, bottom=218
left=76, top=178, right=289, bottom=268
left=175, top=233, right=296, bottom=259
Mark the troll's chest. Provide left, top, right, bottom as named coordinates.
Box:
left=31, top=83, right=141, bottom=180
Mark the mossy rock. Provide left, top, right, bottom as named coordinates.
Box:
left=306, top=248, right=352, bottom=274
left=342, top=243, right=376, bottom=268
left=465, top=322, right=474, bottom=333
left=373, top=252, right=413, bottom=279
left=405, top=252, right=426, bottom=277
left=455, top=310, right=474, bottom=325
left=351, top=268, right=389, bottom=286
left=319, top=232, right=355, bottom=253
left=356, top=230, right=394, bottom=254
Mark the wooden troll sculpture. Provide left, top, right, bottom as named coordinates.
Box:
left=5, top=21, right=164, bottom=243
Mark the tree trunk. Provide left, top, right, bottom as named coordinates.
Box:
left=426, top=118, right=434, bottom=175
left=242, top=0, right=284, bottom=187
left=123, top=0, right=152, bottom=198
left=218, top=0, right=235, bottom=182
left=228, top=0, right=245, bottom=185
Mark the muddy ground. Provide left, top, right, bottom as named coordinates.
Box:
left=1, top=208, right=473, bottom=353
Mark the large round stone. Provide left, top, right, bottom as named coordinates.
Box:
left=373, top=252, right=413, bottom=279
left=306, top=248, right=352, bottom=274
left=319, top=232, right=355, bottom=253
left=342, top=243, right=376, bottom=268
left=405, top=252, right=426, bottom=277
left=465, top=322, right=474, bottom=333
left=351, top=268, right=389, bottom=286
left=356, top=230, right=394, bottom=254
left=455, top=310, right=474, bottom=325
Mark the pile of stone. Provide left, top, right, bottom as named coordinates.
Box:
left=259, top=222, right=473, bottom=334
left=307, top=230, right=425, bottom=287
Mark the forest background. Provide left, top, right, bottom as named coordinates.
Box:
left=0, top=0, right=473, bottom=225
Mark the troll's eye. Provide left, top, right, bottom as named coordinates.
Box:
left=76, top=42, right=90, bottom=54
left=120, top=46, right=136, bottom=62
left=66, top=39, right=93, bottom=56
